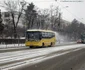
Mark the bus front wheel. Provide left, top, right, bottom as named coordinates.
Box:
left=42, top=43, right=45, bottom=47
left=29, top=46, right=33, bottom=48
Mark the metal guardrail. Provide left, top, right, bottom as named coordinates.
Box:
left=0, top=39, right=25, bottom=44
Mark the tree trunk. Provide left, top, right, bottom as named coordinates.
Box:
left=14, top=26, right=17, bottom=39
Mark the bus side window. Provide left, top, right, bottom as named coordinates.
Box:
left=39, top=33, right=42, bottom=39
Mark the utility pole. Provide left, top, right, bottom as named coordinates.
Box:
left=0, top=9, right=4, bottom=35
left=58, top=13, right=61, bottom=27
left=0, top=9, right=2, bottom=24
left=58, top=12, right=61, bottom=31
left=50, top=5, right=53, bottom=30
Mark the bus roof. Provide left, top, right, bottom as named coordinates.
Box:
left=26, top=29, right=55, bottom=33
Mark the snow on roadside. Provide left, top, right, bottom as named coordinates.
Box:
left=0, top=42, right=76, bottom=49
left=0, top=44, right=25, bottom=48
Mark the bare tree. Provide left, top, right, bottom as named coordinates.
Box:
left=49, top=6, right=60, bottom=30
left=0, top=10, right=4, bottom=38
left=0, top=0, right=26, bottom=38
left=37, top=9, right=49, bottom=29
left=24, top=3, right=37, bottom=29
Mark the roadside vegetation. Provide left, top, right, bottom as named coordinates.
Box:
left=0, top=0, right=85, bottom=41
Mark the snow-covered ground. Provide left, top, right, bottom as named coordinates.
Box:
left=0, top=44, right=85, bottom=70
left=0, top=42, right=75, bottom=49
left=0, top=44, right=25, bottom=48
left=0, top=41, right=76, bottom=49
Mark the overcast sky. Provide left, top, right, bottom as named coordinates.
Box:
left=0, top=0, right=85, bottom=23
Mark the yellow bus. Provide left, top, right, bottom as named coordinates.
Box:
left=25, top=29, right=56, bottom=48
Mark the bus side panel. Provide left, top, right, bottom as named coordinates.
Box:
left=25, top=37, right=56, bottom=47
left=25, top=41, right=42, bottom=47
left=40, top=37, right=56, bottom=47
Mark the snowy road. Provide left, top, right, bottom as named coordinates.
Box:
left=0, top=44, right=85, bottom=70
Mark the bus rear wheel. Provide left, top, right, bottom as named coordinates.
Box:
left=29, top=46, right=33, bottom=48
left=50, top=42, right=54, bottom=47
left=42, top=43, right=45, bottom=47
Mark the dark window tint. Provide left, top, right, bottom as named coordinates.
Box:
left=42, top=32, right=55, bottom=38
left=26, top=31, right=41, bottom=41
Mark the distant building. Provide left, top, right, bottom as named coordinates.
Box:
left=1, top=11, right=24, bottom=26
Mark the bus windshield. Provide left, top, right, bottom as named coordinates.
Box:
left=26, top=31, right=41, bottom=41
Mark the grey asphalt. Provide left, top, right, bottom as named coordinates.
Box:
left=14, top=47, right=85, bottom=70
